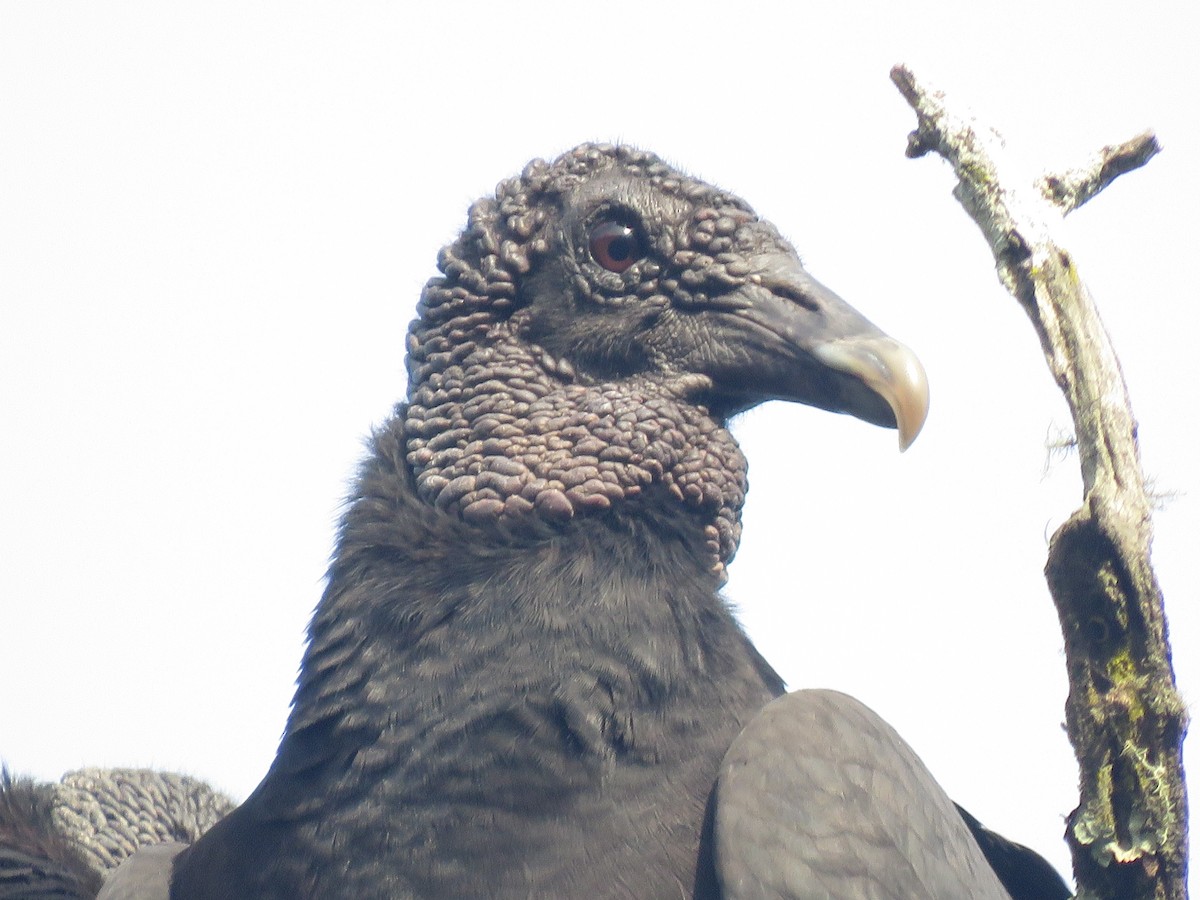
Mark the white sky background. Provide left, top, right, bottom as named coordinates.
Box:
left=1, top=1, right=1196, bottom=889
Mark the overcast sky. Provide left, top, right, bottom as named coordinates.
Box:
left=2, top=1, right=1196, bottom=890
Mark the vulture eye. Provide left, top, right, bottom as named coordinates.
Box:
left=588, top=219, right=645, bottom=273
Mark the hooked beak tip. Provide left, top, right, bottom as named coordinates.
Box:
left=813, top=338, right=930, bottom=451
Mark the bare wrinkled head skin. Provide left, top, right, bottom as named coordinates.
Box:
left=404, top=143, right=926, bottom=570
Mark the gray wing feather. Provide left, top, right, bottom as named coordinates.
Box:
left=95, top=843, right=185, bottom=900
left=714, top=689, right=1011, bottom=900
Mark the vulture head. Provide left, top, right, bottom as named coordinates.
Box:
left=404, top=143, right=928, bottom=567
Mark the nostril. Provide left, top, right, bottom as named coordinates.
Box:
left=765, top=278, right=820, bottom=311
left=748, top=254, right=825, bottom=312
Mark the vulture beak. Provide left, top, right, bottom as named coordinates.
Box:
left=812, top=336, right=929, bottom=452
left=709, top=254, right=930, bottom=451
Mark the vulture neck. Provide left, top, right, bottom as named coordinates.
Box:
left=403, top=327, right=751, bottom=569
left=196, top=401, right=780, bottom=897
left=269, top=402, right=779, bottom=806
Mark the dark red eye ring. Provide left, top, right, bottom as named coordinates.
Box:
left=588, top=219, right=645, bottom=273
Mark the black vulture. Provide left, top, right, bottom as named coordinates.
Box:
left=0, top=769, right=102, bottom=899
left=0, top=768, right=234, bottom=900
left=4, top=144, right=1069, bottom=899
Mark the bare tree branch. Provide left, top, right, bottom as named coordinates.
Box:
left=1040, top=132, right=1162, bottom=214
left=891, top=63, right=1188, bottom=900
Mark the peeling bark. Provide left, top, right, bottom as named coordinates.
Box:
left=891, top=63, right=1187, bottom=900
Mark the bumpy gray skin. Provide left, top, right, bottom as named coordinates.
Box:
left=52, top=770, right=234, bottom=877
left=0, top=768, right=232, bottom=900
left=4, top=144, right=1065, bottom=899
